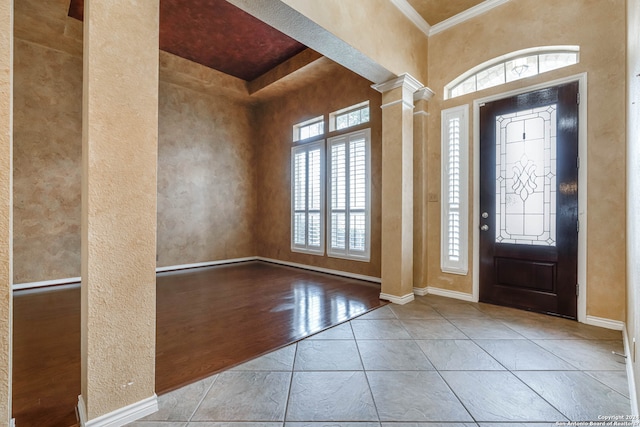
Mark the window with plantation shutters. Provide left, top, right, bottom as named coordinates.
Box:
left=327, top=129, right=371, bottom=261
left=291, top=141, right=325, bottom=254
left=441, top=105, right=469, bottom=274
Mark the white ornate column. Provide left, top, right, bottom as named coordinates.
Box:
left=373, top=74, right=423, bottom=304
left=0, top=1, right=13, bottom=425
left=79, top=0, right=159, bottom=424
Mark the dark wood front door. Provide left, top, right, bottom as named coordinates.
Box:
left=479, top=82, right=579, bottom=319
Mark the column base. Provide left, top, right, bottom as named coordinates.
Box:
left=77, top=394, right=158, bottom=427
left=380, top=292, right=415, bottom=305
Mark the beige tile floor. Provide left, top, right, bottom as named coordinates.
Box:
left=128, top=295, right=634, bottom=426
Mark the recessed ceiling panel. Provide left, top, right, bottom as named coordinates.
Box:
left=68, top=0, right=307, bottom=82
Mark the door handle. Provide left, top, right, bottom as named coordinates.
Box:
left=480, top=225, right=489, bottom=231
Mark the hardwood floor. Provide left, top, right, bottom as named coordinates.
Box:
left=12, top=261, right=384, bottom=427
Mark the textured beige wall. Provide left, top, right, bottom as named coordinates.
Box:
left=13, top=39, right=82, bottom=283
left=157, top=80, right=257, bottom=267
left=256, top=62, right=382, bottom=277
left=281, top=0, right=429, bottom=84
left=0, top=0, right=12, bottom=423
left=14, top=0, right=82, bottom=58
left=12, top=6, right=259, bottom=283
left=627, top=0, right=640, bottom=410
left=426, top=0, right=626, bottom=320
left=81, top=0, right=158, bottom=420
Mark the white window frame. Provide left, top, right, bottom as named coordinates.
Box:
left=327, top=129, right=371, bottom=262
left=329, top=101, right=370, bottom=132
left=293, top=115, right=324, bottom=142
left=291, top=140, right=325, bottom=255
left=441, top=105, right=469, bottom=275
left=444, top=46, right=580, bottom=100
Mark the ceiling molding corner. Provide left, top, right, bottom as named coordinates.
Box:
left=429, top=0, right=512, bottom=36
left=389, top=0, right=431, bottom=38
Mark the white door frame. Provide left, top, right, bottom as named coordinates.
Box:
left=471, top=72, right=588, bottom=323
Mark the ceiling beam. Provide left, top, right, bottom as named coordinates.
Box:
left=248, top=48, right=323, bottom=95
left=226, top=0, right=397, bottom=84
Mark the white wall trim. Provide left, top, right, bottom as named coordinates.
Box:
left=13, top=276, right=81, bottom=291
left=256, top=257, right=381, bottom=284
left=372, top=73, right=423, bottom=94
left=156, top=257, right=257, bottom=273
left=78, top=394, right=158, bottom=427
left=379, top=99, right=415, bottom=110
left=429, top=0, right=511, bottom=36
left=585, top=315, right=625, bottom=331
left=380, top=292, right=415, bottom=305
left=425, top=286, right=475, bottom=302
left=389, top=0, right=431, bottom=37
left=624, top=325, right=640, bottom=417
left=13, top=257, right=382, bottom=291
left=10, top=418, right=15, bottom=427
left=413, top=287, right=428, bottom=296
left=472, top=72, right=588, bottom=322
left=414, top=86, right=435, bottom=102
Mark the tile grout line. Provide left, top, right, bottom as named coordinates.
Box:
left=281, top=342, right=298, bottom=424
left=187, top=373, right=219, bottom=423
left=583, top=370, right=633, bottom=399
left=352, top=319, right=383, bottom=423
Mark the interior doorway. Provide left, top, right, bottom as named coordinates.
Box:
left=478, top=82, right=579, bottom=319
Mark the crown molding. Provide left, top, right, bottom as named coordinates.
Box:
left=372, top=73, right=423, bottom=93
left=429, top=0, right=511, bottom=36
left=389, top=0, right=431, bottom=37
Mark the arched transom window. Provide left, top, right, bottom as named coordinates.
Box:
left=445, top=46, right=580, bottom=99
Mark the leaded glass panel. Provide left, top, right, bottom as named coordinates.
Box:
left=495, top=104, right=557, bottom=246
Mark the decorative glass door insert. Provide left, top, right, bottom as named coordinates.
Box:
left=495, top=105, right=557, bottom=246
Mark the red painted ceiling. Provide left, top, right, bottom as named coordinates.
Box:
left=68, top=0, right=307, bottom=81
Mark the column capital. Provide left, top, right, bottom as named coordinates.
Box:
left=371, top=73, right=423, bottom=94
left=414, top=87, right=435, bottom=102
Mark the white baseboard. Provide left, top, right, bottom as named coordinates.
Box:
left=585, top=315, right=625, bottom=331
left=78, top=394, right=158, bottom=427
left=13, top=257, right=259, bottom=291
left=623, top=325, right=640, bottom=417
left=256, top=257, right=382, bottom=284
left=413, top=287, right=428, bottom=296
left=156, top=257, right=257, bottom=273
left=13, top=257, right=381, bottom=291
left=424, top=286, right=475, bottom=302
left=380, top=292, right=414, bottom=305
left=10, top=418, right=15, bottom=427
left=13, top=276, right=81, bottom=291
